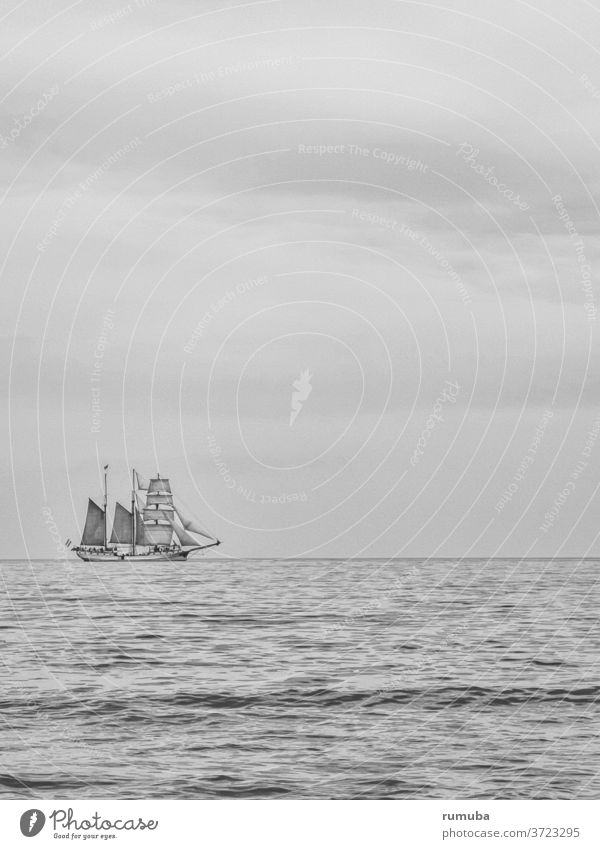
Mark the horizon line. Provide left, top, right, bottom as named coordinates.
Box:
left=2, top=556, right=599, bottom=563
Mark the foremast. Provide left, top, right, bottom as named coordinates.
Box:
left=103, top=464, right=108, bottom=549
left=131, top=468, right=136, bottom=557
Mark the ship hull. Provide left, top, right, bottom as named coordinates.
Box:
left=75, top=550, right=197, bottom=562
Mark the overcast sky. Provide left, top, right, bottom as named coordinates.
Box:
left=2, top=0, right=600, bottom=558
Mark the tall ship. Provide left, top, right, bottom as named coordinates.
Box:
left=72, top=467, right=220, bottom=562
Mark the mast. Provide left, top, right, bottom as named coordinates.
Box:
left=131, top=468, right=136, bottom=556
left=103, top=464, right=108, bottom=549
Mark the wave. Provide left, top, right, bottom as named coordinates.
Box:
left=5, top=683, right=592, bottom=717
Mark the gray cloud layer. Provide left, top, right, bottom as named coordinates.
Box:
left=2, top=0, right=599, bottom=557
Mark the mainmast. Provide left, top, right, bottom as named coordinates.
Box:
left=103, top=464, right=108, bottom=549
left=131, top=468, right=136, bottom=556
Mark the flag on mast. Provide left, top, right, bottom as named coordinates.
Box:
left=135, top=471, right=150, bottom=490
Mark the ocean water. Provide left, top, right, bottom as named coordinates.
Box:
left=0, top=558, right=598, bottom=799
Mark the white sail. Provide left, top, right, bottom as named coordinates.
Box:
left=81, top=499, right=104, bottom=546
left=144, top=525, right=173, bottom=546
left=143, top=508, right=174, bottom=522
left=110, top=502, right=133, bottom=544
left=168, top=519, right=201, bottom=548
left=137, top=474, right=216, bottom=549
left=174, top=505, right=215, bottom=541
left=135, top=508, right=148, bottom=545
left=146, top=493, right=173, bottom=505
left=149, top=477, right=171, bottom=493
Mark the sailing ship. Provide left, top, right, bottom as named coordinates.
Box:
left=72, top=467, right=220, bottom=562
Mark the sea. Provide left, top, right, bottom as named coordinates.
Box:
left=0, top=558, right=598, bottom=799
